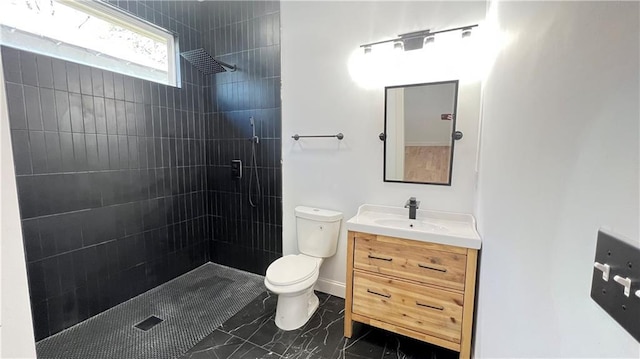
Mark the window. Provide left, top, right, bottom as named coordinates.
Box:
left=0, top=0, right=178, bottom=86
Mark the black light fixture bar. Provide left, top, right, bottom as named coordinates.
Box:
left=359, top=24, right=478, bottom=49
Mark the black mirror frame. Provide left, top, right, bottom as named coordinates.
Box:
left=382, top=79, right=460, bottom=186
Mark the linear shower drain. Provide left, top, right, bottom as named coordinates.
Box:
left=134, top=316, right=163, bottom=331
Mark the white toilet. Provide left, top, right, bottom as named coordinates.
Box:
left=264, top=206, right=343, bottom=330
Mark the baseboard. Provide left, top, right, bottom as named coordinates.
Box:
left=314, top=278, right=345, bottom=298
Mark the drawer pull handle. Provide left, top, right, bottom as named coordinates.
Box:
left=368, top=255, right=392, bottom=262
left=416, top=302, right=444, bottom=311
left=418, top=264, right=447, bottom=273
left=367, top=289, right=391, bottom=298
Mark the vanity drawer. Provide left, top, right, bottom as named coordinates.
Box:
left=352, top=270, right=463, bottom=343
left=354, top=235, right=467, bottom=291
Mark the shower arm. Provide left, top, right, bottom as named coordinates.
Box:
left=216, top=60, right=236, bottom=72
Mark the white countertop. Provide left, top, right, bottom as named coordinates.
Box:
left=345, top=204, right=482, bottom=250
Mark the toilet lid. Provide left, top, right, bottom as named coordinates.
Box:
left=267, top=255, right=318, bottom=286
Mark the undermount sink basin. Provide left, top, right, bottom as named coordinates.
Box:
left=346, top=204, right=481, bottom=249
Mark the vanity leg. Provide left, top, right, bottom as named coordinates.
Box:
left=459, top=249, right=478, bottom=359
left=344, top=231, right=355, bottom=338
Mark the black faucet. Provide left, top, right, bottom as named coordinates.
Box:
left=404, top=197, right=420, bottom=220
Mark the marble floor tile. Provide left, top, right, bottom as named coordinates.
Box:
left=247, top=318, right=304, bottom=355
left=184, top=291, right=459, bottom=359
left=282, top=308, right=345, bottom=359
left=219, top=292, right=277, bottom=340
left=181, top=330, right=245, bottom=359
left=228, top=341, right=281, bottom=359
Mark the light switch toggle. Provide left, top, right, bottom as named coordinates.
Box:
left=613, top=275, right=632, bottom=297
left=594, top=262, right=610, bottom=281
left=636, top=290, right=640, bottom=299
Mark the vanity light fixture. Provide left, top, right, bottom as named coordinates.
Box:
left=360, top=24, right=478, bottom=52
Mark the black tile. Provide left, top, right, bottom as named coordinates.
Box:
left=103, top=71, right=115, bottom=99
left=230, top=341, right=279, bottom=359
left=380, top=333, right=457, bottom=359
left=40, top=88, right=58, bottom=131
left=20, top=51, right=38, bottom=86
left=24, top=85, right=43, bottom=131
left=69, top=93, right=84, bottom=132
left=248, top=318, right=302, bottom=355
left=66, top=62, right=81, bottom=94
left=73, top=132, right=88, bottom=171
left=79, top=65, right=93, bottom=95
left=47, top=294, right=64, bottom=335
left=6, top=82, right=27, bottom=130
left=282, top=308, right=345, bottom=359
left=123, top=76, right=135, bottom=102
left=55, top=90, right=71, bottom=132
left=32, top=300, right=50, bottom=340
left=61, top=289, right=79, bottom=329
left=180, top=330, right=245, bottom=359
left=97, top=134, right=110, bottom=170
left=10, top=130, right=31, bottom=175
left=52, top=58, right=68, bottom=91
left=60, top=132, right=75, bottom=172
left=75, top=285, right=90, bottom=322
left=113, top=73, right=125, bottom=100
left=82, top=95, right=96, bottom=133
left=30, top=130, right=47, bottom=174
left=45, top=131, right=63, bottom=173
left=333, top=326, right=387, bottom=359
left=86, top=134, right=99, bottom=171
left=116, top=100, right=127, bottom=135
left=105, top=98, right=118, bottom=135
left=126, top=102, right=137, bottom=135
left=219, top=291, right=276, bottom=340
left=37, top=55, right=54, bottom=89
left=2, top=46, right=22, bottom=84
left=118, top=135, right=129, bottom=169
left=108, top=135, right=119, bottom=170
left=92, top=68, right=104, bottom=97
left=42, top=256, right=61, bottom=298
left=94, top=97, right=107, bottom=134
left=22, top=219, right=42, bottom=262
left=58, top=252, right=77, bottom=293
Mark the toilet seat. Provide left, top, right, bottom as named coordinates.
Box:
left=266, top=255, right=318, bottom=286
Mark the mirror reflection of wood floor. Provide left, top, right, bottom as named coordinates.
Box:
left=404, top=146, right=451, bottom=183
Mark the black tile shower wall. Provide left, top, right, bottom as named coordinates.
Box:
left=203, top=1, right=282, bottom=275
left=3, top=1, right=210, bottom=341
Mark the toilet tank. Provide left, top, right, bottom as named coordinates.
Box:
left=295, top=206, right=343, bottom=258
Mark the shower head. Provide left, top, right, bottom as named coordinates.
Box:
left=180, top=48, right=236, bottom=75
left=249, top=117, right=255, bottom=127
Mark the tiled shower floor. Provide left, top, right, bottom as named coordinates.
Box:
left=36, top=263, right=264, bottom=359
left=180, top=292, right=458, bottom=359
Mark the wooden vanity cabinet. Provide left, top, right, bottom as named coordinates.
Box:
left=344, top=231, right=478, bottom=359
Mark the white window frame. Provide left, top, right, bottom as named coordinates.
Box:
left=0, top=0, right=180, bottom=87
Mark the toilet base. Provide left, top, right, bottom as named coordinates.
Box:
left=274, top=286, right=319, bottom=331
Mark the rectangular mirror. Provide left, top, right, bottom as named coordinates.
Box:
left=384, top=80, right=459, bottom=185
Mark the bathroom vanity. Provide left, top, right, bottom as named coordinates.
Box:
left=344, top=205, right=481, bottom=359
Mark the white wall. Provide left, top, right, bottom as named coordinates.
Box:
left=475, top=1, right=640, bottom=357
left=281, top=1, right=485, bottom=296
left=404, top=83, right=455, bottom=146
left=0, top=52, right=37, bottom=357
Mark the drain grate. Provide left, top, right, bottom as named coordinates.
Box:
left=134, top=316, right=163, bottom=331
